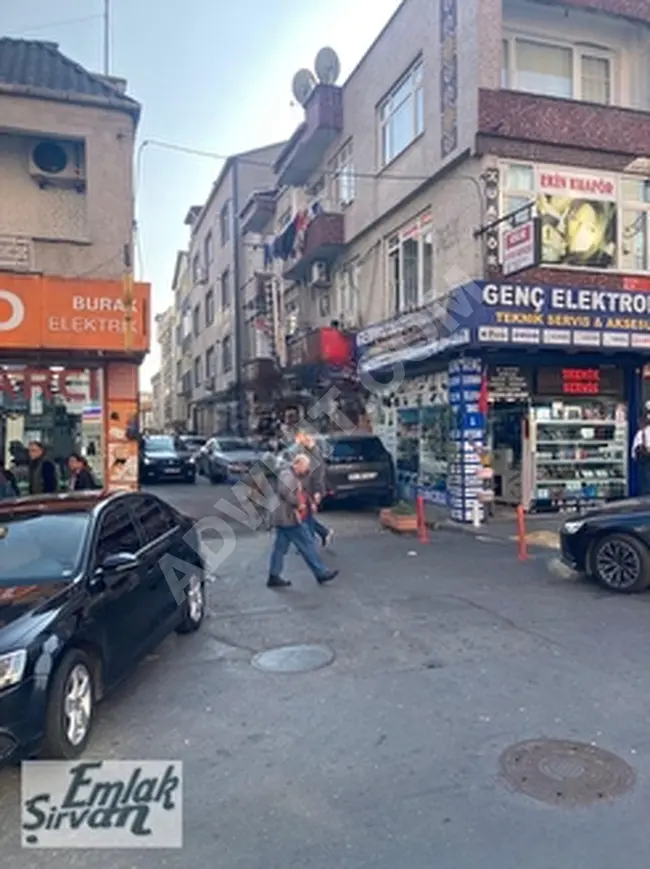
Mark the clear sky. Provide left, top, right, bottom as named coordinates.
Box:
left=3, top=0, right=401, bottom=383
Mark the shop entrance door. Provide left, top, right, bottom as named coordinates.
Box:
left=490, top=403, right=527, bottom=507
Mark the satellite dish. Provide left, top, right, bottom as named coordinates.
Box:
left=292, top=69, right=316, bottom=106
left=315, top=47, right=341, bottom=85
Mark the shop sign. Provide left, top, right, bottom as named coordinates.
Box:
left=536, top=366, right=624, bottom=397
left=502, top=209, right=541, bottom=277
left=488, top=366, right=532, bottom=402
left=477, top=280, right=650, bottom=349
left=0, top=275, right=150, bottom=353
left=0, top=367, right=100, bottom=403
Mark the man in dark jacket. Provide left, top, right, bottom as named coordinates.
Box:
left=267, top=454, right=338, bottom=589
left=27, top=441, right=58, bottom=495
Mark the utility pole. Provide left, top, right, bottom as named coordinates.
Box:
left=103, top=0, right=110, bottom=75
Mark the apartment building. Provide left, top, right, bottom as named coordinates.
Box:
left=0, top=38, right=150, bottom=491
left=263, top=0, right=650, bottom=520
left=170, top=250, right=192, bottom=429
left=154, top=306, right=175, bottom=430
left=182, top=143, right=285, bottom=436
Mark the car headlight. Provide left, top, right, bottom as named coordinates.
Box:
left=143, top=457, right=152, bottom=465
left=563, top=520, right=585, bottom=534
left=187, top=457, right=195, bottom=465
left=0, top=650, right=27, bottom=690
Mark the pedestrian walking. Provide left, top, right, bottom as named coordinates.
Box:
left=0, top=461, right=19, bottom=499
left=67, top=453, right=99, bottom=491
left=27, top=441, right=58, bottom=495
left=267, top=453, right=338, bottom=589
left=632, top=403, right=650, bottom=495
left=288, top=431, right=334, bottom=547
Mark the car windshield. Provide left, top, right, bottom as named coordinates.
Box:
left=0, top=512, right=90, bottom=584
left=327, top=438, right=387, bottom=463
left=217, top=439, right=254, bottom=452
left=145, top=436, right=176, bottom=452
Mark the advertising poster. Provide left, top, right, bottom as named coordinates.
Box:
left=535, top=167, right=617, bottom=269
left=106, top=399, right=139, bottom=491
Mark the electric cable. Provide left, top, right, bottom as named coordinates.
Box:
left=5, top=14, right=103, bottom=35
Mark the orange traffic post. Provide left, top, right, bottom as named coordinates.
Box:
left=516, top=503, right=528, bottom=561
left=416, top=494, right=429, bottom=544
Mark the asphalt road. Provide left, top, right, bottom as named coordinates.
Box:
left=2, top=483, right=650, bottom=867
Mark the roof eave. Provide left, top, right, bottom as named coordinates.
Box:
left=0, top=82, right=141, bottom=122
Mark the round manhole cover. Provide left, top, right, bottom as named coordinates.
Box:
left=252, top=644, right=335, bottom=673
left=500, top=739, right=635, bottom=807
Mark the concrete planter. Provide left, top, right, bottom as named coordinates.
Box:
left=379, top=508, right=418, bottom=533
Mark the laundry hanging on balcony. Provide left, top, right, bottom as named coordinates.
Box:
left=264, top=201, right=323, bottom=265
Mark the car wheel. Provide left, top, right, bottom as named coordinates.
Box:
left=176, top=573, right=206, bottom=633
left=591, top=533, right=650, bottom=593
left=41, top=649, right=96, bottom=759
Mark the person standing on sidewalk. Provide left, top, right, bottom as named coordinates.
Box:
left=288, top=431, right=334, bottom=547
left=267, top=453, right=338, bottom=589
left=632, top=404, right=650, bottom=495
left=27, top=441, right=58, bottom=495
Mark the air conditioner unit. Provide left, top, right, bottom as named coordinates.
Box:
left=310, top=261, right=330, bottom=287
left=28, top=139, right=86, bottom=189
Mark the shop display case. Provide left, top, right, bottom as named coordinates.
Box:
left=530, top=399, right=627, bottom=509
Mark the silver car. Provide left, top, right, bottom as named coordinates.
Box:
left=202, top=438, right=264, bottom=484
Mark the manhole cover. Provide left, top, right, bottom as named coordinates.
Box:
left=500, top=739, right=635, bottom=807
left=252, top=644, right=335, bottom=673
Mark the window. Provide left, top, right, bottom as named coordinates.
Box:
left=330, top=140, right=355, bottom=206
left=176, top=360, right=182, bottom=382
left=502, top=36, right=612, bottom=105
left=135, top=496, right=177, bottom=544
left=621, top=179, right=650, bottom=272
left=205, top=346, right=215, bottom=379
left=182, top=305, right=192, bottom=339
left=0, top=513, right=90, bottom=582
left=379, top=60, right=424, bottom=166
left=205, top=288, right=215, bottom=325
left=339, top=264, right=360, bottom=318
left=387, top=214, right=434, bottom=312
left=192, top=304, right=200, bottom=336
left=192, top=254, right=202, bottom=285
left=193, top=356, right=202, bottom=388
left=222, top=335, right=233, bottom=373
left=220, top=201, right=231, bottom=245
left=95, top=505, right=140, bottom=564
left=327, top=437, right=388, bottom=463
left=220, top=268, right=231, bottom=309
left=204, top=232, right=214, bottom=268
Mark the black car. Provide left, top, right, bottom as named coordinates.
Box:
left=560, top=497, right=650, bottom=593
left=140, top=435, right=196, bottom=483
left=315, top=434, right=395, bottom=507
left=0, top=490, right=206, bottom=763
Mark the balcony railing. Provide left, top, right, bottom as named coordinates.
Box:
left=478, top=88, right=650, bottom=158
left=274, top=85, right=343, bottom=187
left=240, top=190, right=277, bottom=235
left=284, top=211, right=345, bottom=282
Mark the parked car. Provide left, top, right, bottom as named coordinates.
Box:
left=314, top=434, right=395, bottom=507
left=0, top=490, right=206, bottom=763
left=139, top=435, right=196, bottom=484
left=176, top=435, right=206, bottom=458
left=202, top=438, right=264, bottom=484
left=560, top=498, right=650, bottom=593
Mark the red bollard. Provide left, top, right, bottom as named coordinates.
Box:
left=517, top=503, right=528, bottom=561
left=416, top=495, right=429, bottom=544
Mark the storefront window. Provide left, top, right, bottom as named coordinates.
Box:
left=0, top=365, right=103, bottom=493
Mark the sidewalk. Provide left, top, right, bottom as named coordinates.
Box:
left=423, top=502, right=563, bottom=550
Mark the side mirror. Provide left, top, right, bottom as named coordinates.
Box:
left=98, top=552, right=139, bottom=573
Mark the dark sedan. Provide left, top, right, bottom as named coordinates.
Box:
left=0, top=490, right=206, bottom=762
left=560, top=497, right=650, bottom=593
left=140, top=435, right=196, bottom=484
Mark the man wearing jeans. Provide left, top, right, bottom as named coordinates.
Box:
left=267, top=454, right=338, bottom=589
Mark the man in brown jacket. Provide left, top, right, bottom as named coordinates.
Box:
left=286, top=431, right=333, bottom=547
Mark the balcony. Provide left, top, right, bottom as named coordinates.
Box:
left=274, top=85, right=343, bottom=187
left=239, top=190, right=277, bottom=235
left=284, top=211, right=345, bottom=282
left=477, top=89, right=650, bottom=159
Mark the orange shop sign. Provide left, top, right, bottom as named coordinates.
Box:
left=0, top=274, right=150, bottom=352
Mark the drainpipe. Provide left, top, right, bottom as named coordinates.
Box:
left=232, top=158, right=245, bottom=436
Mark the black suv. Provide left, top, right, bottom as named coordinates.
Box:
left=315, top=434, right=395, bottom=507
left=139, top=435, right=196, bottom=484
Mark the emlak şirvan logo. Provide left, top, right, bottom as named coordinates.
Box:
left=21, top=760, right=183, bottom=848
